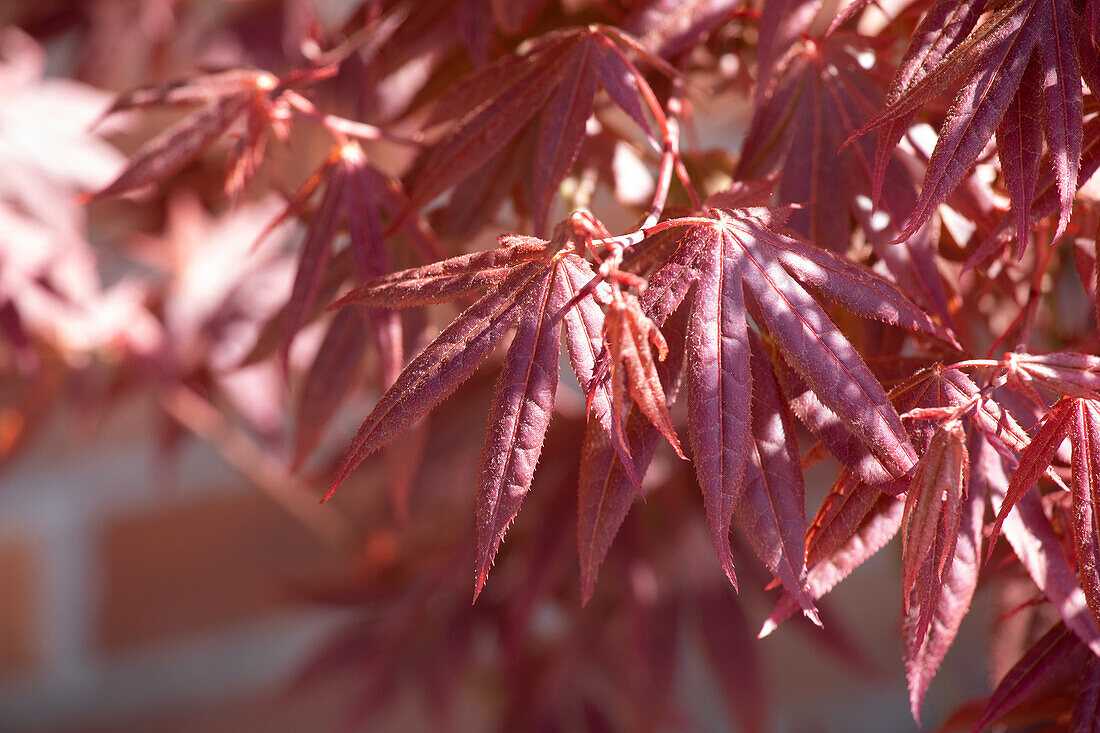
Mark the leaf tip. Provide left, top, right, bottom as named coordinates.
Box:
left=720, top=556, right=739, bottom=592
left=320, top=478, right=340, bottom=504
left=472, top=569, right=488, bottom=604
left=983, top=531, right=1000, bottom=565
left=668, top=433, right=687, bottom=460
left=910, top=699, right=924, bottom=729
left=757, top=618, right=778, bottom=639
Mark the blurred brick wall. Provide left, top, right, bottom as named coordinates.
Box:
left=0, top=396, right=351, bottom=732
left=0, top=391, right=998, bottom=733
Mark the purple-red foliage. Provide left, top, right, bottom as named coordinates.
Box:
left=6, top=0, right=1100, bottom=729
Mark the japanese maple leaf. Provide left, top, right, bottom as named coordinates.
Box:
left=735, top=32, right=955, bottom=322
left=758, top=369, right=1035, bottom=723
left=579, top=301, right=823, bottom=619
left=576, top=300, right=689, bottom=604
left=634, top=206, right=952, bottom=587
left=756, top=369, right=943, bottom=627
left=899, top=419, right=978, bottom=725
left=624, top=0, right=742, bottom=59
left=405, top=25, right=671, bottom=235
left=852, top=0, right=1100, bottom=251
left=968, top=111, right=1100, bottom=267
left=327, top=237, right=639, bottom=597
left=244, top=141, right=443, bottom=469
left=257, top=141, right=437, bottom=368
left=291, top=309, right=371, bottom=471
left=273, top=141, right=444, bottom=489
left=602, top=290, right=684, bottom=460
left=901, top=420, right=968, bottom=615
left=1001, top=351, right=1100, bottom=400
left=988, top=395, right=1100, bottom=628
left=738, top=35, right=907, bottom=252
left=969, top=621, right=1094, bottom=732
left=85, top=65, right=335, bottom=201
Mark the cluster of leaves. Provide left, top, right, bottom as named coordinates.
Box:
left=7, top=0, right=1100, bottom=729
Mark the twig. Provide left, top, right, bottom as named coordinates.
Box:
left=285, top=91, right=424, bottom=147
left=158, top=384, right=353, bottom=554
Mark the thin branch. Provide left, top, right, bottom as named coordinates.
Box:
left=158, top=384, right=354, bottom=554
left=285, top=91, right=424, bottom=147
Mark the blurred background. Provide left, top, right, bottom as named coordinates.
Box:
left=0, top=0, right=1025, bottom=731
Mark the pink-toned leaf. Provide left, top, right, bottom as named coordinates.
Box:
left=1073, top=656, right=1100, bottom=732
left=685, top=241, right=752, bottom=588
left=987, top=398, right=1074, bottom=547
left=793, top=78, right=856, bottom=253
left=326, top=262, right=546, bottom=498
left=1010, top=352, right=1100, bottom=399
left=333, top=242, right=548, bottom=309
left=986, top=434, right=1100, bottom=656
left=734, top=227, right=918, bottom=479
left=281, top=163, right=347, bottom=364
left=968, top=113, right=1100, bottom=268
left=473, top=263, right=564, bottom=598
left=88, top=94, right=251, bottom=201
left=805, top=470, right=880, bottom=568
left=489, top=0, right=546, bottom=35
left=427, top=48, right=541, bottom=125
left=406, top=58, right=562, bottom=214
left=532, top=38, right=598, bottom=233
left=272, top=143, right=412, bottom=368
left=935, top=368, right=1032, bottom=452
left=753, top=0, right=820, bottom=107
left=816, top=48, right=954, bottom=326
left=625, top=0, right=741, bottom=59
left=971, top=622, right=1081, bottom=733
left=1074, top=237, right=1097, bottom=297
left=761, top=491, right=903, bottom=636
left=1071, top=399, right=1100, bottom=629
left=592, top=40, right=657, bottom=143
left=824, top=0, right=875, bottom=37
left=436, top=130, right=532, bottom=239
left=774, top=357, right=901, bottom=489
left=887, top=0, right=984, bottom=109
left=1075, top=231, right=1100, bottom=334
left=901, top=420, right=968, bottom=612
left=638, top=224, right=715, bottom=327
left=241, top=249, right=355, bottom=367
left=576, top=303, right=689, bottom=602
left=895, top=3, right=1041, bottom=242
left=344, top=149, right=389, bottom=281
left=293, top=310, right=368, bottom=470
left=1034, top=0, right=1082, bottom=240
left=100, top=70, right=266, bottom=116
left=905, top=433, right=985, bottom=724
left=750, top=218, right=958, bottom=346
left=704, top=176, right=779, bottom=210
left=869, top=216, right=956, bottom=329
left=996, top=55, right=1044, bottom=253
left=735, top=63, right=808, bottom=179
left=606, top=293, right=684, bottom=458
left=736, top=333, right=818, bottom=623
left=870, top=0, right=983, bottom=201
left=849, top=0, right=1031, bottom=144
left=577, top=411, right=657, bottom=604
left=558, top=255, right=637, bottom=485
